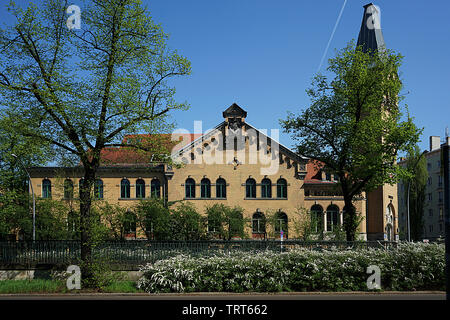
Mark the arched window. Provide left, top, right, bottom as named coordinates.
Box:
left=216, top=178, right=226, bottom=199
left=326, top=205, right=339, bottom=231
left=245, top=178, right=256, bottom=198
left=121, top=178, right=130, bottom=198
left=261, top=178, right=272, bottom=198
left=123, top=211, right=137, bottom=238
left=275, top=212, right=288, bottom=238
left=136, top=179, right=145, bottom=198
left=151, top=179, right=161, bottom=198
left=94, top=179, right=103, bottom=199
left=310, top=205, right=324, bottom=233
left=67, top=210, right=79, bottom=239
left=64, top=179, right=74, bottom=199
left=252, top=212, right=266, bottom=234
left=42, top=179, right=51, bottom=198
left=201, top=178, right=211, bottom=198
left=276, top=178, right=287, bottom=199
left=185, top=178, right=196, bottom=199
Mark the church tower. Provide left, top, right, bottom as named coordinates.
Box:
left=358, top=3, right=398, bottom=241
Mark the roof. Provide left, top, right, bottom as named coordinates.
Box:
left=303, top=160, right=337, bottom=185
left=356, top=3, right=386, bottom=53
left=98, top=133, right=202, bottom=166
left=222, top=103, right=247, bottom=118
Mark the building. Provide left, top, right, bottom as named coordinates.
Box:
left=25, top=3, right=397, bottom=241
left=398, top=136, right=450, bottom=240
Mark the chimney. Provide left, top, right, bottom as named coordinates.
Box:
left=430, top=136, right=441, bottom=151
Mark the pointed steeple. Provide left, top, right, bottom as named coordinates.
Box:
left=357, top=3, right=386, bottom=53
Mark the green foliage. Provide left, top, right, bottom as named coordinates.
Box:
left=0, top=190, right=31, bottom=239
left=137, top=242, right=445, bottom=293
left=205, top=204, right=248, bottom=240
left=281, top=41, right=421, bottom=241
left=402, top=146, right=428, bottom=241
left=170, top=202, right=206, bottom=240
left=134, top=198, right=171, bottom=240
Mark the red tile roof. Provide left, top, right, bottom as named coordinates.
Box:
left=98, top=133, right=202, bottom=166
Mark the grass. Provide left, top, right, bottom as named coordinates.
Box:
left=0, top=280, right=144, bottom=294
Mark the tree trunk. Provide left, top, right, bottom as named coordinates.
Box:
left=79, top=167, right=96, bottom=287
left=343, top=196, right=358, bottom=242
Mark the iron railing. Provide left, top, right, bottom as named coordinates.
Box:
left=0, top=240, right=398, bottom=270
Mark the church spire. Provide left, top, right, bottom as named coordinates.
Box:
left=357, top=3, right=386, bottom=53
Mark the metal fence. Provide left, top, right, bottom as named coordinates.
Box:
left=0, top=240, right=398, bottom=270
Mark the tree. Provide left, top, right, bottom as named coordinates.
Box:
left=0, top=0, right=191, bottom=286
left=135, top=198, right=170, bottom=240
left=403, top=146, right=428, bottom=241
left=281, top=42, right=421, bottom=241
left=170, top=202, right=206, bottom=240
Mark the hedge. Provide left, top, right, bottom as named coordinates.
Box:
left=137, top=242, right=445, bottom=293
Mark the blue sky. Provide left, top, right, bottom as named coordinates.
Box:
left=1, top=0, right=449, bottom=153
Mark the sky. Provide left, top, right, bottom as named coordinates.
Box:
left=1, top=0, right=449, bottom=154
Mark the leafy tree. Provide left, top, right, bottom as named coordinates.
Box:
left=135, top=198, right=170, bottom=240
left=281, top=42, right=421, bottom=241
left=170, top=202, right=206, bottom=240
left=205, top=204, right=247, bottom=240
left=402, top=146, right=428, bottom=241
left=0, top=190, right=31, bottom=240
left=0, top=0, right=190, bottom=286
left=95, top=202, right=127, bottom=240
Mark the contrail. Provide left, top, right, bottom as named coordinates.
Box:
left=317, top=0, right=348, bottom=73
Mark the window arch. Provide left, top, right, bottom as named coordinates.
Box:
left=326, top=205, right=339, bottom=231
left=94, top=179, right=103, bottom=199
left=261, top=178, right=272, bottom=198
left=121, top=178, right=130, bottom=198
left=276, top=178, right=287, bottom=199
left=64, top=179, right=74, bottom=199
left=136, top=179, right=145, bottom=198
left=151, top=179, right=161, bottom=198
left=275, top=212, right=288, bottom=238
left=216, top=178, right=226, bottom=199
left=42, top=179, right=51, bottom=198
left=185, top=178, right=196, bottom=199
left=201, top=178, right=211, bottom=198
left=310, top=204, right=324, bottom=233
left=245, top=178, right=256, bottom=198
left=252, top=212, right=266, bottom=234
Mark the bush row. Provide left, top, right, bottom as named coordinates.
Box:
left=137, top=242, right=445, bottom=293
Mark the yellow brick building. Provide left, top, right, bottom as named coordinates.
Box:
left=28, top=103, right=398, bottom=241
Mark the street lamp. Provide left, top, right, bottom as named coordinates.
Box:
left=406, top=150, right=428, bottom=242
left=11, top=154, right=35, bottom=241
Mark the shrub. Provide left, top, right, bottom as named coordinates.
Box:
left=137, top=242, right=445, bottom=293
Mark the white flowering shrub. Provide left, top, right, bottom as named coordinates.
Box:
left=137, top=242, right=444, bottom=293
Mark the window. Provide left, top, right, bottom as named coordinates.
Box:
left=428, top=193, right=432, bottom=201
left=439, top=192, right=443, bottom=203
left=438, top=175, right=443, bottom=186
left=136, top=179, right=145, bottom=198
left=42, top=179, right=51, bottom=198
left=252, top=212, right=266, bottom=234
left=64, top=179, right=74, bottom=199
left=185, top=178, right=196, bottom=198
left=427, top=163, right=431, bottom=171
left=245, top=178, right=256, bottom=198
left=121, top=179, right=130, bottom=198
left=216, top=178, right=226, bottom=198
left=276, top=178, right=287, bottom=199
left=201, top=178, right=211, bottom=198
left=429, top=209, right=433, bottom=217
left=94, top=179, right=103, bottom=199
left=427, top=177, right=432, bottom=185
left=310, top=205, right=324, bottom=232
left=274, top=212, right=288, bottom=238
left=326, top=205, right=339, bottom=231
left=151, top=179, right=161, bottom=198
left=325, top=173, right=332, bottom=181
left=261, top=178, right=272, bottom=198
